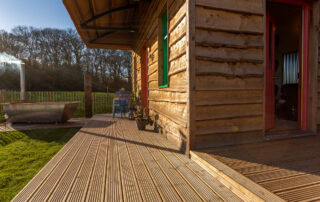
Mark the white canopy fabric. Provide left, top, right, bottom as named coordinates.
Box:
left=0, top=52, right=25, bottom=100
left=0, top=52, right=23, bottom=66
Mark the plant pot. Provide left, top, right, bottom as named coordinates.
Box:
left=136, top=119, right=146, bottom=130
left=128, top=111, right=135, bottom=120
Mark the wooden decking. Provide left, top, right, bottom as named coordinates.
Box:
left=12, top=114, right=241, bottom=202
left=193, top=136, right=320, bottom=201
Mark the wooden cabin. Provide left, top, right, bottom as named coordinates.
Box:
left=64, top=0, right=320, bottom=154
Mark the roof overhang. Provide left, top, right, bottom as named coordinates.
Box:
left=63, top=0, right=151, bottom=50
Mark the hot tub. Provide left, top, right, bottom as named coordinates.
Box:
left=2, top=102, right=79, bottom=123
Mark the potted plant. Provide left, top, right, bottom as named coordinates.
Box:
left=134, top=107, right=153, bottom=130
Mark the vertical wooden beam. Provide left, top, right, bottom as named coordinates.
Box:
left=132, top=53, right=136, bottom=92
left=186, top=0, right=196, bottom=155
left=0, top=90, right=5, bottom=103
left=141, top=42, right=148, bottom=112
left=262, top=0, right=267, bottom=137
left=307, top=1, right=319, bottom=133
left=84, top=73, right=93, bottom=118
left=20, top=63, right=26, bottom=100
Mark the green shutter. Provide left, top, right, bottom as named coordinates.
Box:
left=161, top=11, right=168, bottom=87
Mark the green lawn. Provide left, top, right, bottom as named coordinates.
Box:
left=0, top=128, right=79, bottom=202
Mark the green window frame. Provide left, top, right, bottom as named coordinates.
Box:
left=159, top=11, right=168, bottom=88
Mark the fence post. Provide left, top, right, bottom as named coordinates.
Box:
left=93, top=94, right=96, bottom=115
left=84, top=73, right=92, bottom=118
left=0, top=90, right=5, bottom=103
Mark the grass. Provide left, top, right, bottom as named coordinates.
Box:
left=0, top=128, right=79, bottom=202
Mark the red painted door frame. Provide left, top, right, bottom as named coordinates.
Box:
left=265, top=0, right=310, bottom=130
left=301, top=2, right=310, bottom=130
left=265, top=11, right=276, bottom=130
left=141, top=42, right=148, bottom=113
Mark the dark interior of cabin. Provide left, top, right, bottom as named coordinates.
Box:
left=268, top=2, right=301, bottom=131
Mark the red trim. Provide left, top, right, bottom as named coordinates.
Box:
left=298, top=10, right=302, bottom=127
left=301, top=5, right=310, bottom=130
left=268, top=0, right=309, bottom=6
left=265, top=11, right=276, bottom=130
left=265, top=0, right=310, bottom=130
left=141, top=42, right=148, bottom=113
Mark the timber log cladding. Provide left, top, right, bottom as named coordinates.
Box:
left=318, top=35, right=320, bottom=130
left=193, top=0, right=265, bottom=148
left=133, top=0, right=188, bottom=152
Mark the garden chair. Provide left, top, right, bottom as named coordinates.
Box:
left=112, top=91, right=130, bottom=118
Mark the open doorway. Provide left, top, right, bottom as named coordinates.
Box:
left=265, top=1, right=309, bottom=135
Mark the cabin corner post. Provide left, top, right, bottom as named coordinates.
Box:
left=131, top=51, right=136, bottom=94
left=186, top=0, right=196, bottom=154
left=262, top=0, right=267, bottom=136
left=310, top=1, right=320, bottom=133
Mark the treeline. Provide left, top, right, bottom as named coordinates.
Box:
left=0, top=26, right=131, bottom=92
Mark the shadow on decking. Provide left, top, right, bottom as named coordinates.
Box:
left=80, top=128, right=183, bottom=154
left=79, top=119, right=113, bottom=129
left=204, top=135, right=320, bottom=172
left=200, top=135, right=320, bottom=200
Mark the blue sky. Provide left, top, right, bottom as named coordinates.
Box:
left=0, top=0, right=74, bottom=32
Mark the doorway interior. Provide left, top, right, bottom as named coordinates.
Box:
left=265, top=0, right=309, bottom=135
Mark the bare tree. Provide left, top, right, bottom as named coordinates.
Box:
left=0, top=26, right=132, bottom=92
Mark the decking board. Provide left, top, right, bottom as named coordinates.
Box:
left=12, top=128, right=87, bottom=202
left=115, top=120, right=143, bottom=202
left=197, top=135, right=320, bottom=201
left=127, top=122, right=183, bottom=202
left=47, top=132, right=95, bottom=202
left=30, top=130, right=94, bottom=202
left=118, top=120, right=162, bottom=202
left=134, top=130, right=204, bottom=202
left=105, top=123, right=123, bottom=202
left=12, top=114, right=240, bottom=202
left=48, top=119, right=108, bottom=202
left=145, top=127, right=243, bottom=201
left=66, top=125, right=104, bottom=201
left=139, top=128, right=231, bottom=202
left=86, top=126, right=110, bottom=202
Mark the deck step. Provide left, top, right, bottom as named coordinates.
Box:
left=190, top=151, right=285, bottom=202
left=265, top=131, right=315, bottom=140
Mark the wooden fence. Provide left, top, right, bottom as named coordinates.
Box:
left=0, top=90, right=114, bottom=121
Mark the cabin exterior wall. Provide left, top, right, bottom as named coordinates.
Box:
left=192, top=0, right=265, bottom=148
left=310, top=1, right=320, bottom=133
left=192, top=0, right=320, bottom=149
left=132, top=0, right=189, bottom=152
left=316, top=1, right=320, bottom=132
left=131, top=0, right=320, bottom=151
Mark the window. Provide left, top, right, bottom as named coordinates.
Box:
left=283, top=52, right=299, bottom=85
left=158, top=11, right=168, bottom=88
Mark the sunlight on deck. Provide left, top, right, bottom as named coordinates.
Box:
left=12, top=114, right=241, bottom=202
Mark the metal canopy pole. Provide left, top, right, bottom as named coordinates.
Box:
left=20, top=63, right=26, bottom=100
